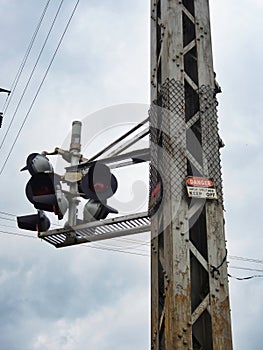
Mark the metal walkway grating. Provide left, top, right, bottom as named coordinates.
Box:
left=38, top=212, right=150, bottom=248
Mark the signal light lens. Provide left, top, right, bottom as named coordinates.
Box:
left=92, top=182, right=108, bottom=193
left=80, top=163, right=118, bottom=201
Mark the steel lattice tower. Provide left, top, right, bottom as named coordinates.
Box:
left=149, top=0, right=233, bottom=349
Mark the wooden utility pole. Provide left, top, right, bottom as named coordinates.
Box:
left=149, top=0, right=233, bottom=349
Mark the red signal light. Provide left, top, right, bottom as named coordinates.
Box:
left=79, top=163, right=118, bottom=201
left=92, top=182, right=109, bottom=193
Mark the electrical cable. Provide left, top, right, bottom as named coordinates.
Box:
left=1, top=210, right=263, bottom=265
left=0, top=223, right=18, bottom=229
left=81, top=243, right=150, bottom=257
left=7, top=209, right=263, bottom=260
left=229, top=266, right=263, bottom=273
left=0, top=210, right=16, bottom=216
left=228, top=274, right=263, bottom=281
left=2, top=223, right=263, bottom=264
left=0, top=216, right=16, bottom=222
left=0, top=210, right=62, bottom=228
left=0, top=0, right=65, bottom=150
left=1, top=0, right=51, bottom=114
left=228, top=255, right=263, bottom=265
left=88, top=240, right=150, bottom=254
left=0, top=0, right=80, bottom=175
left=0, top=227, right=149, bottom=256
left=0, top=229, right=36, bottom=239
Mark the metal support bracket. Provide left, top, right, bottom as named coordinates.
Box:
left=38, top=212, right=150, bottom=248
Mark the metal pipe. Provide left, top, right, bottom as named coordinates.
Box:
left=87, top=116, right=149, bottom=162
left=67, top=121, right=82, bottom=226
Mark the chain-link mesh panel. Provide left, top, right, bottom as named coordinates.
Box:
left=149, top=79, right=186, bottom=216
left=199, top=85, right=223, bottom=204
left=149, top=103, right=161, bottom=217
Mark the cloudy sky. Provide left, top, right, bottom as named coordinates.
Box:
left=0, top=0, right=262, bottom=349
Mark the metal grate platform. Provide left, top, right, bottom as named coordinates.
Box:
left=38, top=212, right=150, bottom=248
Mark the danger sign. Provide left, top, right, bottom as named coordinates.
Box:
left=186, top=177, right=214, bottom=188
left=186, top=177, right=217, bottom=199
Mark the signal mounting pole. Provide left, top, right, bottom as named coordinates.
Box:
left=149, top=0, right=233, bottom=349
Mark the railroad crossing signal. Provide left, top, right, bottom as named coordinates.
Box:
left=80, top=163, right=118, bottom=222
left=17, top=153, right=119, bottom=230
left=17, top=153, right=68, bottom=230
left=25, top=172, right=67, bottom=219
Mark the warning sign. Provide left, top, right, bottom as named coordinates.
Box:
left=186, top=177, right=217, bottom=199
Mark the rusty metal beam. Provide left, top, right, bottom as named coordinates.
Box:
left=149, top=0, right=233, bottom=348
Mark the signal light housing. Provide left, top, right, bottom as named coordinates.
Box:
left=21, top=153, right=53, bottom=174
left=17, top=210, right=50, bottom=232
left=25, top=172, right=68, bottom=220
left=83, top=199, right=118, bottom=222
left=79, top=163, right=118, bottom=201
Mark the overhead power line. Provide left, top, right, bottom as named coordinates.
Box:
left=0, top=229, right=36, bottom=239
left=0, top=0, right=64, bottom=150
left=229, top=266, right=263, bottom=273
left=81, top=243, right=149, bottom=257
left=0, top=0, right=80, bottom=175
left=228, top=255, right=263, bottom=265
left=228, top=274, right=263, bottom=281
left=0, top=210, right=16, bottom=217
left=1, top=209, right=263, bottom=268
left=0, top=215, right=16, bottom=222
left=1, top=0, right=51, bottom=114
